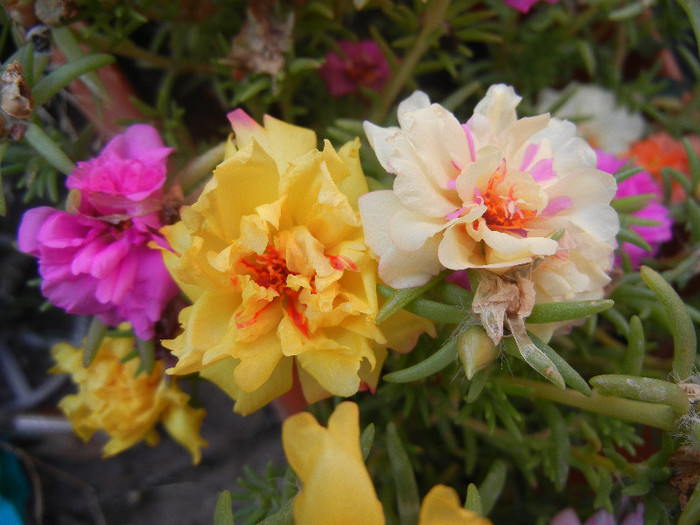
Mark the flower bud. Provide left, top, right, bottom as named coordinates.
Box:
left=457, top=325, right=499, bottom=379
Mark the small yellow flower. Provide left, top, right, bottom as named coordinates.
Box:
left=51, top=331, right=207, bottom=463
left=419, top=485, right=493, bottom=525
left=282, top=402, right=385, bottom=525
left=282, top=401, right=493, bottom=525
left=161, top=110, right=433, bottom=414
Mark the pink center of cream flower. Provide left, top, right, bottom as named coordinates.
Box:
left=476, top=161, right=538, bottom=232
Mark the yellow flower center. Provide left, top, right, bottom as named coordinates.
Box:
left=236, top=245, right=312, bottom=337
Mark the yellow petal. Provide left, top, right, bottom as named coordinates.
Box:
left=418, top=485, right=493, bottom=525
left=282, top=402, right=385, bottom=525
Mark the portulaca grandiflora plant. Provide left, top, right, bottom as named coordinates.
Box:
left=3, top=0, right=700, bottom=523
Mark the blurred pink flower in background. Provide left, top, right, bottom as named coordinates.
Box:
left=597, top=150, right=672, bottom=269
left=504, top=0, right=558, bottom=13
left=18, top=124, right=179, bottom=340
left=550, top=504, right=644, bottom=525
left=318, top=39, right=390, bottom=97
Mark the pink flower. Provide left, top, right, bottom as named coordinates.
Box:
left=17, top=125, right=179, bottom=340
left=318, top=40, right=390, bottom=97
left=551, top=504, right=644, bottom=525
left=504, top=0, right=558, bottom=13
left=597, top=150, right=673, bottom=269
left=67, top=124, right=173, bottom=218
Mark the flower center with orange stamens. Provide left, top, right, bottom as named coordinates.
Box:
left=239, top=246, right=294, bottom=295
left=477, top=160, right=537, bottom=232
left=236, top=246, right=310, bottom=337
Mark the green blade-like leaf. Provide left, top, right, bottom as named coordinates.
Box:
left=387, top=422, right=420, bottom=525
left=589, top=374, right=690, bottom=415
left=213, top=491, right=235, bottom=525
left=383, top=337, right=458, bottom=383
left=376, top=272, right=448, bottom=323
left=676, top=0, right=700, bottom=60
left=23, top=123, right=75, bottom=175
left=527, top=299, right=613, bottom=324
left=641, top=266, right=697, bottom=381
left=505, top=317, right=565, bottom=389
left=32, top=54, right=116, bottom=106
left=360, top=423, right=375, bottom=461
left=465, top=483, right=482, bottom=514
left=83, top=317, right=108, bottom=367
left=478, top=459, right=507, bottom=517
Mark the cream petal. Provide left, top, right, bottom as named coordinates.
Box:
left=358, top=190, right=400, bottom=259
left=378, top=234, right=443, bottom=288
left=388, top=206, right=445, bottom=251
left=473, top=84, right=521, bottom=136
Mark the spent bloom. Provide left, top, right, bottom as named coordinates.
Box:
left=51, top=328, right=207, bottom=463
left=537, top=84, right=645, bottom=154
left=17, top=124, right=179, bottom=340
left=282, top=401, right=492, bottom=525
left=161, top=110, right=432, bottom=415
left=318, top=39, right=391, bottom=97
left=360, top=85, right=619, bottom=342
left=597, top=151, right=672, bottom=269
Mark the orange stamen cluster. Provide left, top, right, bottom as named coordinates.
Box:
left=237, top=246, right=310, bottom=337
left=479, top=161, right=537, bottom=232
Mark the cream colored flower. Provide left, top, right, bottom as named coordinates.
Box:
left=51, top=331, right=207, bottom=463
left=536, top=83, right=645, bottom=154
left=161, top=110, right=433, bottom=415
left=360, top=85, right=619, bottom=341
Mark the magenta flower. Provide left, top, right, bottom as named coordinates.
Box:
left=318, top=39, right=390, bottom=97
left=597, top=150, right=673, bottom=269
left=17, top=124, right=179, bottom=340
left=504, top=0, right=558, bottom=13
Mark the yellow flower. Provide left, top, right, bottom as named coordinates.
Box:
left=282, top=401, right=493, bottom=525
left=419, top=485, right=493, bottom=525
left=51, top=331, right=207, bottom=463
left=161, top=110, right=433, bottom=415
left=282, top=401, right=385, bottom=525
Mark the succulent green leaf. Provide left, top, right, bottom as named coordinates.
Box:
left=135, top=337, right=156, bottom=376
left=504, top=317, right=565, bottom=389
left=376, top=272, right=448, bottom=323
left=621, top=316, right=645, bottom=376
left=542, top=403, right=570, bottom=491
left=527, top=299, right=613, bottom=324
left=589, top=374, right=690, bottom=415
left=82, top=317, right=108, bottom=368
left=213, top=491, right=235, bottom=525
left=387, top=422, right=420, bottom=525
left=32, top=54, right=116, bottom=106
left=383, top=337, right=458, bottom=383
left=641, top=266, right=697, bottom=381
left=465, top=483, right=483, bottom=514
left=23, top=123, right=76, bottom=175
left=478, top=459, right=507, bottom=516
left=360, top=423, right=375, bottom=461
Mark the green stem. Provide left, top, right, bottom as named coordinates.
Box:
left=502, top=377, right=679, bottom=431
left=175, top=142, right=227, bottom=196
left=371, top=0, right=452, bottom=122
